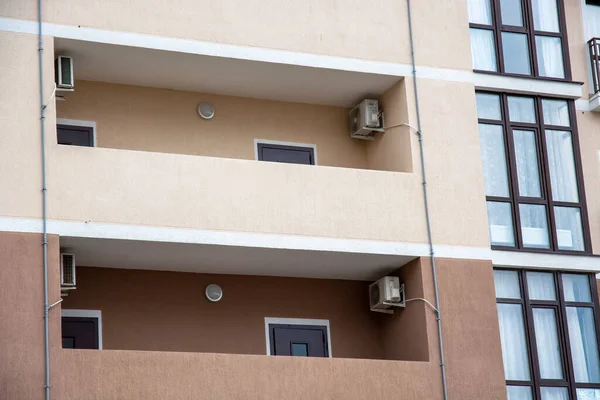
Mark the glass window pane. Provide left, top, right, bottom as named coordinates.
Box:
left=527, top=272, right=556, bottom=300
left=488, top=202, right=516, bottom=246
left=513, top=130, right=542, bottom=198
left=555, top=207, right=584, bottom=251
left=545, top=130, right=579, bottom=202
left=291, top=343, right=308, bottom=356
left=542, top=100, right=570, bottom=127
left=471, top=29, right=498, bottom=71
left=536, top=36, right=565, bottom=79
left=562, top=274, right=592, bottom=302
left=498, top=303, right=531, bottom=380
left=566, top=307, right=600, bottom=383
left=494, top=270, right=521, bottom=299
left=508, top=96, right=536, bottom=123
left=541, top=387, right=569, bottom=400
left=479, top=124, right=510, bottom=197
left=532, top=0, right=560, bottom=32
left=468, top=0, right=493, bottom=24
left=476, top=93, right=502, bottom=120
left=577, top=389, right=600, bottom=400
left=507, top=386, right=533, bottom=400
left=502, top=32, right=532, bottom=75
left=533, top=308, right=564, bottom=379
left=520, top=204, right=550, bottom=249
left=501, top=0, right=524, bottom=26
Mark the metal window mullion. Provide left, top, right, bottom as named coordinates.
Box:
left=535, top=98, right=559, bottom=251
left=492, top=0, right=505, bottom=74
left=555, top=0, right=572, bottom=80
left=556, top=272, right=580, bottom=399
left=522, top=0, right=539, bottom=77
left=567, top=101, right=593, bottom=253
left=501, top=94, right=523, bottom=248
left=521, top=271, right=543, bottom=400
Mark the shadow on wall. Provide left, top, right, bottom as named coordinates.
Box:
left=60, top=259, right=431, bottom=361
left=55, top=79, right=413, bottom=173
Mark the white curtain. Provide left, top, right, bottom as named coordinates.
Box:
left=562, top=274, right=591, bottom=302
left=536, top=36, right=565, bottom=78
left=480, top=124, right=509, bottom=197
left=507, top=386, right=533, bottom=400
left=494, top=270, right=521, bottom=299
left=576, top=389, right=600, bottom=400
left=566, top=307, right=600, bottom=384
left=532, top=0, right=560, bottom=32
left=498, top=304, right=531, bottom=380
left=533, top=308, right=563, bottom=379
left=519, top=204, right=550, bottom=249
left=527, top=272, right=556, bottom=300
left=468, top=0, right=492, bottom=24
left=471, top=29, right=497, bottom=71
left=540, top=387, right=569, bottom=400
left=545, top=130, right=578, bottom=203
left=513, top=130, right=541, bottom=198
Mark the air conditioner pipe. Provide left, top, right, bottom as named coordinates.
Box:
left=406, top=1, right=449, bottom=400
left=37, top=0, right=51, bottom=398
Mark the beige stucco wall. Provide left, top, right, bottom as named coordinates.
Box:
left=56, top=81, right=369, bottom=170
left=0, top=0, right=472, bottom=71
left=412, top=77, right=490, bottom=247
left=565, top=0, right=600, bottom=253
left=0, top=31, right=56, bottom=220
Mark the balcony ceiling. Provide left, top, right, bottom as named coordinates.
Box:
left=54, top=38, right=400, bottom=107
left=60, top=237, right=414, bottom=281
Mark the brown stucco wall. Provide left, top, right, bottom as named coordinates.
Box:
left=435, top=257, right=506, bottom=400
left=0, top=232, right=61, bottom=400
left=62, top=267, right=386, bottom=360
left=52, top=257, right=506, bottom=400
left=380, top=258, right=431, bottom=362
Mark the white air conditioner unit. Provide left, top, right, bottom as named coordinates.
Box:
left=349, top=99, right=385, bottom=140
left=55, top=56, right=74, bottom=89
left=369, top=276, right=405, bottom=314
left=60, top=253, right=76, bottom=289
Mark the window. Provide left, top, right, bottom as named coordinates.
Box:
left=265, top=318, right=331, bottom=358
left=56, top=120, right=95, bottom=147
left=476, top=93, right=590, bottom=253
left=256, top=141, right=316, bottom=165
left=494, top=270, right=600, bottom=399
left=468, top=0, right=571, bottom=79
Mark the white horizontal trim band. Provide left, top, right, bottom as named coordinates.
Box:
left=492, top=250, right=600, bottom=274
left=0, top=17, right=582, bottom=99
left=2, top=218, right=598, bottom=272
left=0, top=217, right=491, bottom=260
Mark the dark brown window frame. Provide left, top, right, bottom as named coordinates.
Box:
left=469, top=0, right=573, bottom=81
left=478, top=91, right=592, bottom=254
left=495, top=269, right=600, bottom=399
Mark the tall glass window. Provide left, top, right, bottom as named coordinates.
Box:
left=467, top=0, right=570, bottom=79
left=476, top=93, right=589, bottom=253
left=494, top=270, right=600, bottom=399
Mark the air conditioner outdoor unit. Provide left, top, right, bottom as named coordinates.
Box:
left=349, top=99, right=385, bottom=140
left=60, top=253, right=76, bottom=289
left=369, top=276, right=405, bottom=314
left=55, top=56, right=74, bottom=89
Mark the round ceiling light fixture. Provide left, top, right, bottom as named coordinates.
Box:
left=205, top=284, right=223, bottom=302
left=197, top=103, right=215, bottom=120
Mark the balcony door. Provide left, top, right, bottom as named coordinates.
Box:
left=268, top=323, right=329, bottom=357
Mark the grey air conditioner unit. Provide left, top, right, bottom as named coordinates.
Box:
left=60, top=253, right=76, bottom=289
left=55, top=56, right=74, bottom=89
left=369, top=276, right=405, bottom=314
left=349, top=99, right=385, bottom=140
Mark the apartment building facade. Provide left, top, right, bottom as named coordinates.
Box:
left=0, top=0, right=599, bottom=399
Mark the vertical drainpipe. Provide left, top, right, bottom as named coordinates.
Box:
left=405, top=1, right=449, bottom=399
left=37, top=0, right=51, bottom=398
